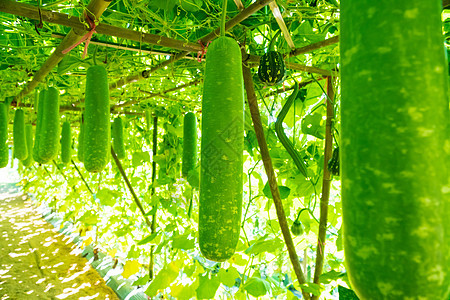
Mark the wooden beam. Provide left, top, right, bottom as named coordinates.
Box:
left=106, top=0, right=276, bottom=93
left=0, top=0, right=202, bottom=53
left=2, top=0, right=113, bottom=103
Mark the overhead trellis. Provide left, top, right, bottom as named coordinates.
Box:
left=0, top=0, right=340, bottom=115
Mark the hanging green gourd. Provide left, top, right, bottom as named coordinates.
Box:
left=0, top=103, right=8, bottom=168
left=38, top=87, right=60, bottom=163
left=258, top=30, right=286, bottom=86
left=13, top=109, right=28, bottom=161
left=199, top=0, right=244, bottom=262
left=84, top=65, right=110, bottom=173
left=60, top=121, right=72, bottom=165
left=22, top=124, right=34, bottom=168
left=33, top=89, right=46, bottom=164
left=341, top=1, right=450, bottom=299
left=182, top=112, right=197, bottom=178
left=112, top=116, right=126, bottom=160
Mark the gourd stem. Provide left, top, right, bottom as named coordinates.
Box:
left=221, top=0, right=228, bottom=37
left=295, top=208, right=309, bottom=222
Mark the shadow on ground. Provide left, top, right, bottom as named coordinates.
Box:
left=0, top=183, right=119, bottom=300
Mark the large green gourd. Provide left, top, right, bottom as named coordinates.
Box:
left=0, top=103, right=8, bottom=168
left=84, top=65, right=110, bottom=173
left=33, top=90, right=46, bottom=164
left=112, top=117, right=126, bottom=159
left=182, top=112, right=197, bottom=178
left=38, top=87, right=60, bottom=163
left=13, top=109, right=27, bottom=160
left=60, top=121, right=71, bottom=164
left=340, top=1, right=450, bottom=299
left=199, top=36, right=244, bottom=262
left=22, top=124, right=34, bottom=167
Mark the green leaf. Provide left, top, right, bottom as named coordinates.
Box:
left=300, top=282, right=322, bottom=296
left=149, top=0, right=177, bottom=11
left=132, top=151, right=150, bottom=167
left=196, top=274, right=220, bottom=299
left=145, top=261, right=179, bottom=297
left=132, top=275, right=149, bottom=286
left=301, top=113, right=325, bottom=139
left=137, top=232, right=158, bottom=245
left=96, top=188, right=119, bottom=206
left=319, top=270, right=346, bottom=284
left=218, top=267, right=240, bottom=287
left=263, top=181, right=291, bottom=199
left=172, top=233, right=195, bottom=250
left=78, top=210, right=98, bottom=225
left=338, top=285, right=360, bottom=300
left=243, top=277, right=269, bottom=298
left=245, top=237, right=284, bottom=255
left=180, top=0, right=203, bottom=12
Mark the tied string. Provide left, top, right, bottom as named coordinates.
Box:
left=197, top=40, right=211, bottom=62
left=62, top=13, right=96, bottom=58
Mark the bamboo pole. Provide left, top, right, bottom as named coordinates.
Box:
left=4, top=0, right=112, bottom=103
left=311, top=77, right=334, bottom=300
left=242, top=56, right=310, bottom=300
left=269, top=1, right=296, bottom=49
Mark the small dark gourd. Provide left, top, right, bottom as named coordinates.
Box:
left=257, top=51, right=286, bottom=85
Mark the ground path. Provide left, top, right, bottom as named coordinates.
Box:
left=0, top=183, right=120, bottom=300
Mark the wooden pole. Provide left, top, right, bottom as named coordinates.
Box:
left=242, top=55, right=311, bottom=300
left=311, top=76, right=335, bottom=300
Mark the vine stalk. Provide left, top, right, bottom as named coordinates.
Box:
left=149, top=116, right=158, bottom=280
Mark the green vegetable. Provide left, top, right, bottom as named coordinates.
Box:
left=32, top=90, right=46, bottom=164
left=78, top=119, right=84, bottom=162
left=112, top=117, right=126, bottom=160
left=60, top=121, right=71, bottom=164
left=22, top=124, right=34, bottom=167
left=327, top=147, right=339, bottom=176
left=0, top=103, right=8, bottom=168
left=84, top=65, right=110, bottom=173
left=199, top=36, right=244, bottom=262
left=145, top=109, right=152, bottom=131
left=182, top=112, right=198, bottom=178
left=13, top=109, right=27, bottom=160
left=341, top=1, right=450, bottom=299
left=257, top=51, right=286, bottom=86
left=290, top=220, right=304, bottom=236
left=38, top=87, right=60, bottom=163
left=274, top=83, right=308, bottom=177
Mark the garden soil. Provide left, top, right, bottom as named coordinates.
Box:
left=0, top=183, right=120, bottom=300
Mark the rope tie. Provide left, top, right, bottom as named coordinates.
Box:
left=62, top=13, right=97, bottom=58
left=197, top=40, right=211, bottom=62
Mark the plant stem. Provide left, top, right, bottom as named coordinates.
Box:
left=71, top=159, right=94, bottom=195
left=110, top=147, right=152, bottom=228
left=149, top=116, right=158, bottom=280
left=311, top=76, right=334, bottom=300
left=221, top=0, right=228, bottom=37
